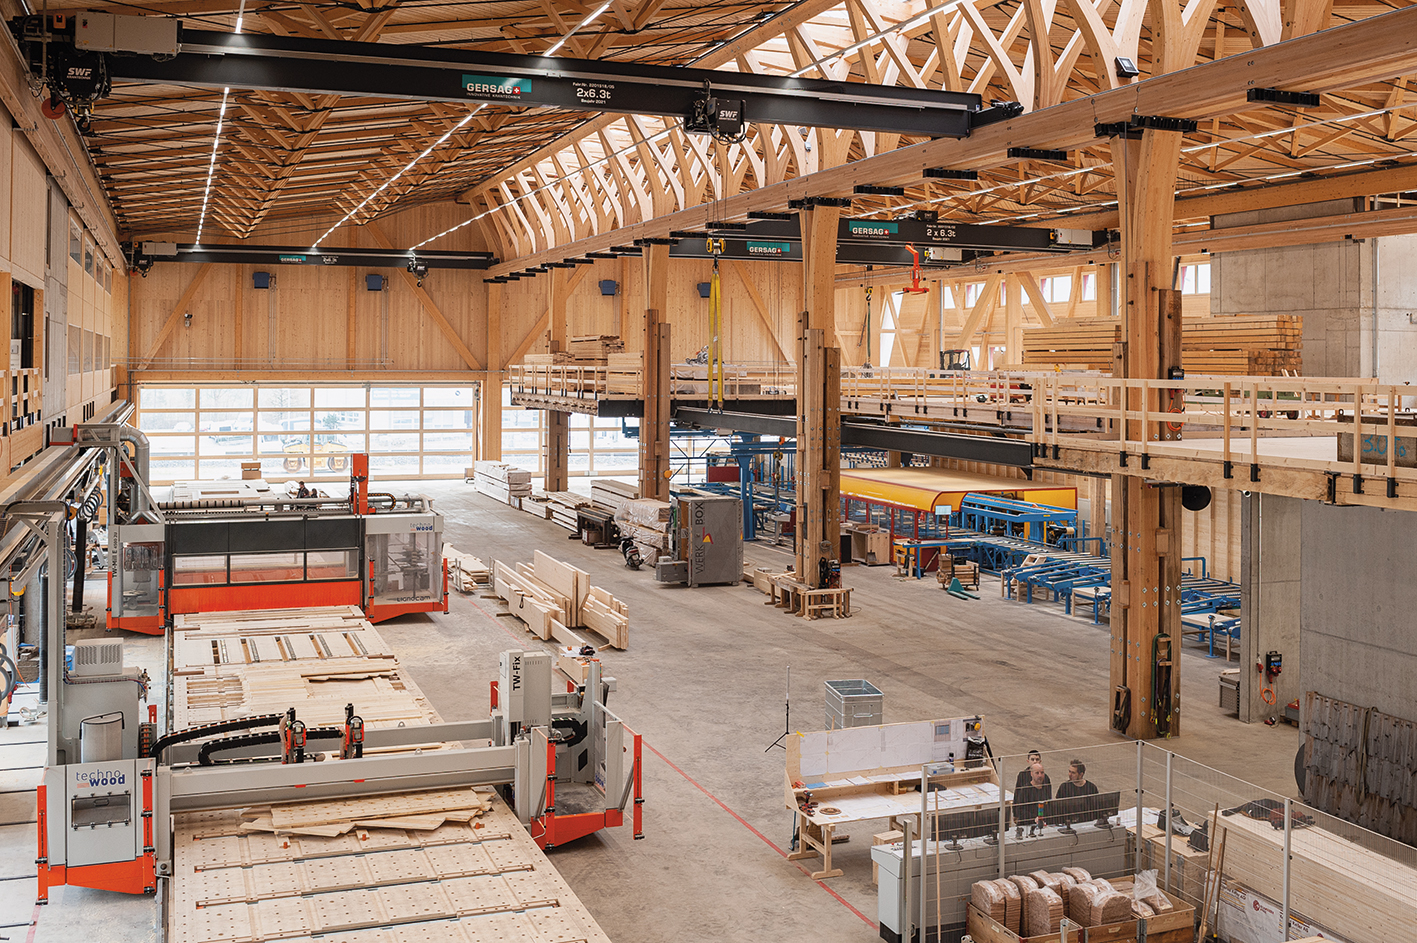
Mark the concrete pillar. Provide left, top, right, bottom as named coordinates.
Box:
left=1210, top=203, right=1417, bottom=382
left=1239, top=493, right=1303, bottom=723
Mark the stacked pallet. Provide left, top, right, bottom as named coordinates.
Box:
left=607, top=351, right=642, bottom=394
left=569, top=334, right=624, bottom=360
left=591, top=478, right=638, bottom=514
left=493, top=550, right=629, bottom=650
left=474, top=461, right=532, bottom=506
left=443, top=542, right=490, bottom=592
left=1021, top=314, right=1302, bottom=374
left=618, top=497, right=672, bottom=564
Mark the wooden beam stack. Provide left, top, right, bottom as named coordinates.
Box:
left=442, top=543, right=490, bottom=592
left=591, top=478, right=638, bottom=514
left=1020, top=314, right=1302, bottom=374
left=522, top=351, right=575, bottom=365
left=618, top=497, right=672, bottom=565
left=492, top=550, right=629, bottom=650
left=540, top=491, right=590, bottom=530
left=606, top=352, right=642, bottom=394
left=473, top=461, right=532, bottom=507
left=569, top=334, right=625, bottom=361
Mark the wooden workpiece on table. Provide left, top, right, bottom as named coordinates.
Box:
left=769, top=576, right=852, bottom=620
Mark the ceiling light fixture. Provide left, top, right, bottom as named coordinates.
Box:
left=194, top=0, right=244, bottom=245
left=546, top=0, right=614, bottom=56
left=314, top=105, right=485, bottom=249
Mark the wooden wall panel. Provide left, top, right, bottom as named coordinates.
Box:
left=9, top=137, right=46, bottom=287
left=0, top=112, right=11, bottom=264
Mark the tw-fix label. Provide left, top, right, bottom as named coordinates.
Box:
left=846, top=220, right=898, bottom=237
left=746, top=241, right=792, bottom=256
left=463, top=74, right=531, bottom=99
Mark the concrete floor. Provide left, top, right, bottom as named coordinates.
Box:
left=2, top=477, right=1300, bottom=943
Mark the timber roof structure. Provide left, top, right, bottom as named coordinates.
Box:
left=42, top=0, right=1417, bottom=261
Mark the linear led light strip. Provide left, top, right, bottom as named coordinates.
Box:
left=313, top=104, right=486, bottom=249
left=409, top=3, right=964, bottom=253
left=547, top=0, right=613, bottom=56
left=194, top=2, right=245, bottom=245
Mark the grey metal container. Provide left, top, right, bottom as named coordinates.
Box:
left=80, top=711, right=125, bottom=763
left=678, top=495, right=742, bottom=586
left=825, top=678, right=884, bottom=729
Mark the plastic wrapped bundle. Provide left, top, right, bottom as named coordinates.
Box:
left=993, top=879, right=1021, bottom=933
left=1132, top=899, right=1156, bottom=918
left=1025, top=886, right=1064, bottom=936
left=1062, top=866, right=1092, bottom=883
left=971, top=880, right=1007, bottom=925
left=1096, top=891, right=1134, bottom=925
left=1067, top=881, right=1101, bottom=925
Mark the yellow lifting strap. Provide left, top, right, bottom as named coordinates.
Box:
left=707, top=238, right=725, bottom=408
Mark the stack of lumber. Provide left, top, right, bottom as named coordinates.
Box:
left=1020, top=314, right=1302, bottom=374
left=618, top=497, right=672, bottom=564
left=443, top=542, right=490, bottom=591
left=569, top=334, right=624, bottom=361
left=581, top=586, right=628, bottom=650
left=493, top=550, right=629, bottom=650
left=542, top=490, right=590, bottom=530
left=970, top=880, right=1021, bottom=934
left=239, top=787, right=494, bottom=837
left=522, top=351, right=574, bottom=365
left=607, top=351, right=642, bottom=394
left=474, top=461, right=532, bottom=507
left=1024, top=886, right=1065, bottom=936
left=591, top=478, right=638, bottom=514
left=745, top=565, right=789, bottom=595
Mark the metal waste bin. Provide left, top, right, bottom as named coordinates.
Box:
left=80, top=711, right=125, bottom=763
left=826, top=679, right=883, bottom=729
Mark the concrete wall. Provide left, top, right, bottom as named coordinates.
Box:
left=1210, top=200, right=1417, bottom=382
left=1299, top=501, right=1417, bottom=723
left=1239, top=493, right=1303, bottom=722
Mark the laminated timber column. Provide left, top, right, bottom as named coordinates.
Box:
left=481, top=280, right=503, bottom=462
left=1107, top=128, right=1186, bottom=739
left=639, top=242, right=671, bottom=501
left=545, top=269, right=570, bottom=492
left=796, top=204, right=843, bottom=588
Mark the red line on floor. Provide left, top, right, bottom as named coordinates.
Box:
left=463, top=594, right=530, bottom=644
left=25, top=902, right=41, bottom=943
left=642, top=739, right=875, bottom=928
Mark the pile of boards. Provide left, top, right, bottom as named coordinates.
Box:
left=240, top=787, right=494, bottom=837
left=607, top=352, right=642, bottom=394
left=473, top=461, right=532, bottom=507
left=443, top=542, right=490, bottom=592
left=493, top=549, right=628, bottom=649
left=591, top=478, right=638, bottom=514
left=618, top=498, right=672, bottom=565
left=1020, top=314, right=1302, bottom=374
left=971, top=868, right=1172, bottom=937
left=523, top=334, right=625, bottom=367
left=525, top=490, right=591, bottom=530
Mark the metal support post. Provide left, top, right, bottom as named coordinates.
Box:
left=45, top=518, right=65, bottom=766
left=919, top=764, right=928, bottom=936
left=1135, top=739, right=1145, bottom=873
left=1164, top=749, right=1174, bottom=893
left=1282, top=797, right=1293, bottom=939
left=899, top=818, right=912, bottom=943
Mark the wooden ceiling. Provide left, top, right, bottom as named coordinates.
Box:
left=56, top=0, right=1417, bottom=254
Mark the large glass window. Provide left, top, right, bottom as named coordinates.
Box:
left=172, top=555, right=227, bottom=585
left=137, top=384, right=480, bottom=484
left=229, top=551, right=305, bottom=583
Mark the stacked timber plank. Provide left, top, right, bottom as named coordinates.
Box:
left=591, top=478, right=638, bottom=514
left=607, top=351, right=642, bottom=394
left=540, top=490, right=590, bottom=530
left=493, top=550, right=629, bottom=650
left=474, top=461, right=532, bottom=507
left=1020, top=314, right=1302, bottom=374
left=522, top=351, right=574, bottom=365
left=170, top=607, right=439, bottom=730
left=618, top=497, right=672, bottom=565
left=443, top=542, right=490, bottom=591
left=569, top=334, right=624, bottom=360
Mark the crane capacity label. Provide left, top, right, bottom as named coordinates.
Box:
left=463, top=74, right=532, bottom=100
left=572, top=81, right=615, bottom=105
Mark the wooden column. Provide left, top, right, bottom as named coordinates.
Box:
left=346, top=268, right=357, bottom=368
left=545, top=269, right=570, bottom=492
left=1004, top=275, right=1023, bottom=367
left=1089, top=477, right=1108, bottom=557
left=638, top=242, right=671, bottom=501
left=481, top=281, right=503, bottom=462
left=1107, top=128, right=1185, bottom=740
left=796, top=205, right=843, bottom=588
